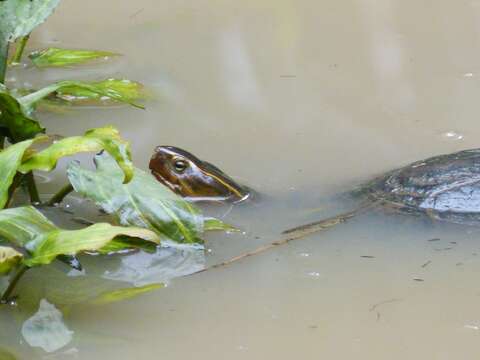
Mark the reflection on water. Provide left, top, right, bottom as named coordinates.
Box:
left=5, top=0, right=480, bottom=358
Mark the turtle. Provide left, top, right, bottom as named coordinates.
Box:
left=150, top=146, right=480, bottom=239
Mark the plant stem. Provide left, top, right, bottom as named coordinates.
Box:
left=9, top=34, right=30, bottom=65
left=46, top=183, right=74, bottom=206
left=25, top=172, right=40, bottom=204
left=6, top=173, right=24, bottom=208
left=1, top=264, right=28, bottom=304
left=0, top=40, right=9, bottom=84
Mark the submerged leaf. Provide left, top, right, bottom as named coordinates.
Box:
left=0, top=246, right=23, bottom=275
left=0, top=0, right=61, bottom=43
left=29, top=47, right=120, bottom=67
left=53, top=78, right=146, bottom=106
left=19, top=126, right=134, bottom=183
left=68, top=152, right=210, bottom=244
left=90, top=283, right=164, bottom=305
left=204, top=217, right=239, bottom=232
left=103, top=242, right=206, bottom=286
left=0, top=347, right=18, bottom=360
left=0, top=85, right=44, bottom=142
left=19, top=80, right=144, bottom=110
left=21, top=299, right=73, bottom=353
left=25, top=223, right=159, bottom=267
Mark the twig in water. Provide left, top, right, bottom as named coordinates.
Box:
left=421, top=260, right=431, bottom=268
left=194, top=209, right=361, bottom=275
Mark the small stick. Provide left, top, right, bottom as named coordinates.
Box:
left=45, top=183, right=74, bottom=206
left=194, top=209, right=362, bottom=275
left=421, top=260, right=431, bottom=268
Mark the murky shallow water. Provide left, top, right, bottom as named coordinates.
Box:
left=5, top=0, right=480, bottom=358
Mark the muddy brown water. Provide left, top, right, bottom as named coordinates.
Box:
left=4, top=0, right=480, bottom=358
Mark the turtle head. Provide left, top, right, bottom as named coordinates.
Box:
left=149, top=146, right=251, bottom=202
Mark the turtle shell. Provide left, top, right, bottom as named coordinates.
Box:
left=363, top=148, right=480, bottom=224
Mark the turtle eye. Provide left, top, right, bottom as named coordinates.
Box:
left=173, top=159, right=188, bottom=173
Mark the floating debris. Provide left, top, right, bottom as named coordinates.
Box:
left=421, top=260, right=431, bottom=268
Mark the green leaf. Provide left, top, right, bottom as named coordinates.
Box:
left=68, top=152, right=211, bottom=244
left=0, top=84, right=44, bottom=142
left=19, top=80, right=144, bottom=110
left=0, top=0, right=61, bottom=43
left=0, top=246, right=23, bottom=275
left=98, top=236, right=158, bottom=254
left=29, top=47, right=120, bottom=67
left=53, top=78, right=146, bottom=105
left=0, top=206, right=56, bottom=248
left=0, top=138, right=38, bottom=208
left=89, top=283, right=164, bottom=305
left=25, top=223, right=159, bottom=267
left=19, top=126, right=134, bottom=183
left=0, top=206, right=160, bottom=266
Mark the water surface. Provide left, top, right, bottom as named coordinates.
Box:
left=5, top=0, right=480, bottom=358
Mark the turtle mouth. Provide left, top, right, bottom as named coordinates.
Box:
left=151, top=170, right=180, bottom=194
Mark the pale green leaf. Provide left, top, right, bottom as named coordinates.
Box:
left=25, top=223, right=160, bottom=267
left=29, top=47, right=120, bottom=67
left=53, top=78, right=146, bottom=106
left=0, top=246, right=23, bottom=275
left=0, top=206, right=160, bottom=265
left=89, top=283, right=164, bottom=305
left=19, top=126, right=134, bottom=183
left=0, top=0, right=61, bottom=43
left=0, top=138, right=37, bottom=208
left=0, top=206, right=57, bottom=248
left=204, top=217, right=239, bottom=232
left=19, top=80, right=144, bottom=110
left=67, top=152, right=209, bottom=244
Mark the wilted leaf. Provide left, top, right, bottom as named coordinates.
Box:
left=90, top=283, right=163, bottom=305
left=0, top=84, right=44, bottom=142
left=68, top=152, right=213, bottom=244
left=19, top=126, right=134, bottom=183
left=25, top=223, right=159, bottom=267
left=0, top=0, right=61, bottom=43
left=29, top=47, right=120, bottom=67
left=0, top=206, right=160, bottom=266
left=53, top=78, right=146, bottom=106
left=21, top=299, right=73, bottom=353
left=0, top=246, right=23, bottom=275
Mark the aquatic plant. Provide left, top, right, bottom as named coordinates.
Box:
left=0, top=0, right=229, bottom=310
